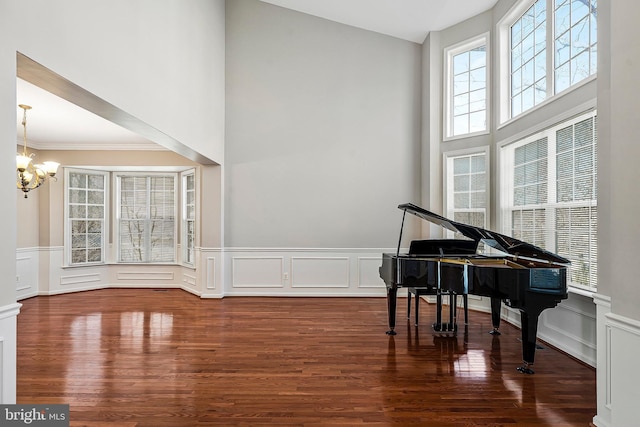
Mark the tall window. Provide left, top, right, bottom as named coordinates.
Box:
left=182, top=171, right=196, bottom=266
left=445, top=150, right=489, bottom=230
left=501, top=111, right=597, bottom=290
left=502, top=0, right=597, bottom=120
left=117, top=174, right=177, bottom=263
left=445, top=34, right=489, bottom=139
left=510, top=0, right=547, bottom=116
left=554, top=0, right=598, bottom=93
left=65, top=169, right=108, bottom=265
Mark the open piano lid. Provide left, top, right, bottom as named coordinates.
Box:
left=399, top=203, right=570, bottom=265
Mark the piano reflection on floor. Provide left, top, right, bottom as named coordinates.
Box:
left=379, top=203, right=569, bottom=374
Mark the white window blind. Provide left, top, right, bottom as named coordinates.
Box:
left=118, top=174, right=176, bottom=263
left=502, top=111, right=597, bottom=290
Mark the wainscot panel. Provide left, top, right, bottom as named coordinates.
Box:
left=605, top=312, right=640, bottom=427
left=291, top=257, right=349, bottom=288
left=232, top=257, right=284, bottom=288
left=222, top=248, right=390, bottom=296
left=16, top=248, right=38, bottom=300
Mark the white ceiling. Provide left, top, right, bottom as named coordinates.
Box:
left=16, top=0, right=498, bottom=150
left=260, top=0, right=498, bottom=43
left=16, top=78, right=159, bottom=151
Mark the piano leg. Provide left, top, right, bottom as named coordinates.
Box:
left=517, top=310, right=541, bottom=374
left=463, top=294, right=469, bottom=324
left=386, top=286, right=398, bottom=335
left=488, top=297, right=501, bottom=336
left=435, top=291, right=443, bottom=328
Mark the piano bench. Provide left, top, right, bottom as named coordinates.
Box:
left=407, top=287, right=468, bottom=327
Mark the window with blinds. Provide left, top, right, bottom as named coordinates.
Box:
left=117, top=174, right=177, bottom=263
left=501, top=111, right=597, bottom=290
left=66, top=169, right=108, bottom=265
left=445, top=150, right=489, bottom=236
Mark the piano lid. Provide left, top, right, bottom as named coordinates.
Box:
left=399, top=203, right=570, bottom=265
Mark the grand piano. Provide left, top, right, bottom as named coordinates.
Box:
left=379, top=203, right=569, bottom=374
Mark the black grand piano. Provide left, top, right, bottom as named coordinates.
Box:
left=379, top=203, right=569, bottom=374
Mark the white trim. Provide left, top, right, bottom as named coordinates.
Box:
left=497, top=75, right=597, bottom=131
left=0, top=304, right=20, bottom=404
left=592, top=292, right=611, bottom=307
left=0, top=304, right=21, bottom=321
left=180, top=169, right=196, bottom=267
left=222, top=247, right=395, bottom=254
left=498, top=108, right=597, bottom=153
left=606, top=312, right=640, bottom=335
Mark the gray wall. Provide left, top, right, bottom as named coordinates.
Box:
left=600, top=0, right=640, bottom=322
left=224, top=0, right=422, bottom=248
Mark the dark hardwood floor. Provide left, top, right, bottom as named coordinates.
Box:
left=17, top=289, right=596, bottom=426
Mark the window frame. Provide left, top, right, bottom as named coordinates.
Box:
left=63, top=168, right=109, bottom=267
left=497, top=0, right=597, bottom=125
left=181, top=169, right=196, bottom=267
left=498, top=109, right=597, bottom=292
left=114, top=171, right=179, bottom=264
left=443, top=32, right=491, bottom=141
left=443, top=146, right=491, bottom=235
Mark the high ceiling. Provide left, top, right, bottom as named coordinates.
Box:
left=260, top=0, right=499, bottom=43
left=16, top=78, right=157, bottom=151
left=16, top=0, right=498, bottom=150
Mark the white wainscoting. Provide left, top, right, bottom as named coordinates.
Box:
left=16, top=248, right=38, bottom=300
left=593, top=293, right=611, bottom=427
left=200, top=248, right=224, bottom=298
left=222, top=248, right=389, bottom=297
left=538, top=292, right=597, bottom=366
left=0, top=303, right=21, bottom=404
left=232, top=257, right=284, bottom=288
left=291, top=257, right=349, bottom=288
left=590, top=305, right=640, bottom=427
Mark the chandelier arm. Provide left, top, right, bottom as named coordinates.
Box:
left=16, top=104, right=59, bottom=198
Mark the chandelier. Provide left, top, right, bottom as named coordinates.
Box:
left=16, top=104, right=59, bottom=198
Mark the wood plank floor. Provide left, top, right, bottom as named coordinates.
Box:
left=17, top=289, right=596, bottom=426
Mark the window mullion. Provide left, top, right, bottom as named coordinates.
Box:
left=145, top=176, right=152, bottom=263
left=546, top=0, right=554, bottom=99
left=546, top=124, right=557, bottom=251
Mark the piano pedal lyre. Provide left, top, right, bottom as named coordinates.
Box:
left=431, top=322, right=457, bottom=335
left=517, top=362, right=535, bottom=375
